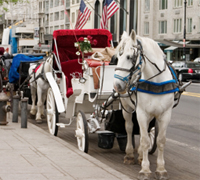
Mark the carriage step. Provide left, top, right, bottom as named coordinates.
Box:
left=56, top=123, right=66, bottom=128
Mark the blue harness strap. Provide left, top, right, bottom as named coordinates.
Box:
left=131, top=79, right=179, bottom=94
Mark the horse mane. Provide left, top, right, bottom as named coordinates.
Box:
left=137, top=36, right=165, bottom=62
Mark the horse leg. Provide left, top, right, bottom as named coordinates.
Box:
left=137, top=111, right=152, bottom=180
left=155, top=112, right=171, bottom=180
left=30, top=86, right=37, bottom=118
left=40, top=89, right=47, bottom=119
left=35, top=86, right=43, bottom=123
left=123, top=110, right=135, bottom=165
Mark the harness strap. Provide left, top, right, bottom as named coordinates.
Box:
left=131, top=79, right=179, bottom=94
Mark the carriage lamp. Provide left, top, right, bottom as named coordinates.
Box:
left=0, top=91, right=11, bottom=125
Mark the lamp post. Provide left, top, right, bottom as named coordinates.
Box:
left=38, top=12, right=44, bottom=47
left=183, top=0, right=187, bottom=61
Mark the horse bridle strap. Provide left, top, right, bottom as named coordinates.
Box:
left=115, top=67, right=131, bottom=72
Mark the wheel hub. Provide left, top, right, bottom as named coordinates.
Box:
left=75, top=129, right=84, bottom=138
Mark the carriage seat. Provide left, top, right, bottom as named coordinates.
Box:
left=61, top=59, right=82, bottom=98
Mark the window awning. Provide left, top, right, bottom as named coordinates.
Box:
left=164, top=46, right=178, bottom=52
left=156, top=39, right=200, bottom=48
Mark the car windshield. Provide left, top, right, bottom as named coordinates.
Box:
left=187, top=63, right=200, bottom=69
left=172, top=62, right=185, bottom=68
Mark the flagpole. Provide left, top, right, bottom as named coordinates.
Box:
left=115, top=0, right=129, bottom=14
left=84, top=0, right=101, bottom=18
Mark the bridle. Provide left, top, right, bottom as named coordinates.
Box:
left=114, top=39, right=143, bottom=86
left=114, top=39, right=167, bottom=88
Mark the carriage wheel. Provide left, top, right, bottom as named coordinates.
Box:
left=75, top=111, right=89, bottom=153
left=148, top=121, right=158, bottom=154
left=46, top=88, right=59, bottom=136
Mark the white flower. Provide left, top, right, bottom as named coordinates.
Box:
left=76, top=51, right=80, bottom=55
left=84, top=37, right=88, bottom=42
left=74, top=42, right=78, bottom=47
left=84, top=50, right=88, bottom=53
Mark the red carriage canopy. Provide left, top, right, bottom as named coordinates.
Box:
left=52, top=29, right=112, bottom=62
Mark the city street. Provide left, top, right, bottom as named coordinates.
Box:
left=29, top=83, right=200, bottom=180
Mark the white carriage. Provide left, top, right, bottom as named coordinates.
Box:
left=46, top=29, right=157, bottom=153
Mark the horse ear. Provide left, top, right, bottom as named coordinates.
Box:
left=121, top=31, right=128, bottom=39
left=130, top=29, right=136, bottom=41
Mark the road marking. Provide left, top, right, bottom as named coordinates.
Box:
left=182, top=92, right=200, bottom=98
left=167, top=138, right=200, bottom=152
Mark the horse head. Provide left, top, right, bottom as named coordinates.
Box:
left=113, top=30, right=142, bottom=94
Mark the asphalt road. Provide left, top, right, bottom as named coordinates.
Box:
left=28, top=82, right=200, bottom=180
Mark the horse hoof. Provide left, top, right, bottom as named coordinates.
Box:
left=137, top=172, right=152, bottom=180
left=155, top=171, right=169, bottom=180
left=124, top=156, right=135, bottom=165
left=36, top=119, right=43, bottom=124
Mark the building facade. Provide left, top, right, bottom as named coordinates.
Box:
left=1, top=0, right=199, bottom=60
left=138, top=0, right=200, bottom=61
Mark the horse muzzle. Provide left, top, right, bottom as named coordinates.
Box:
left=113, top=80, right=127, bottom=94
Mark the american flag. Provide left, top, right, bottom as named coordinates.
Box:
left=100, top=0, right=119, bottom=29
left=75, top=0, right=91, bottom=29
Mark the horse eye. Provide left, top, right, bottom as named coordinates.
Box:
left=119, top=48, right=123, bottom=56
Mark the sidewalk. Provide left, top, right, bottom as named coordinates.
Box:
left=0, top=112, right=133, bottom=180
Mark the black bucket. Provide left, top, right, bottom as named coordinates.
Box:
left=116, top=134, right=135, bottom=151
left=116, top=134, right=127, bottom=151
left=98, top=133, right=115, bottom=149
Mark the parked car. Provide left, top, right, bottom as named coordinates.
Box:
left=194, top=57, right=200, bottom=63
left=172, top=61, right=200, bottom=82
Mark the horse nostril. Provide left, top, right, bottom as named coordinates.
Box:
left=127, top=55, right=130, bottom=60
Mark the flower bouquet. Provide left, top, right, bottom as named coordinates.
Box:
left=75, top=36, right=97, bottom=58
left=74, top=36, right=97, bottom=70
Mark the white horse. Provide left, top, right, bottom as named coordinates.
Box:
left=113, top=30, right=181, bottom=180
left=28, top=55, right=53, bottom=123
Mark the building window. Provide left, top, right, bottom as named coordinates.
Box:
left=55, top=0, right=59, bottom=7
left=144, top=22, right=149, bottom=35
left=60, top=25, right=64, bottom=29
left=45, top=1, right=49, bottom=12
left=72, top=12, right=75, bottom=23
left=174, top=0, right=182, bottom=7
left=159, top=21, right=167, bottom=34
left=159, top=0, right=168, bottom=10
left=72, top=0, right=75, bottom=5
left=187, top=0, right=193, bottom=6
left=50, top=26, right=53, bottom=34
left=60, top=11, right=64, bottom=20
left=145, top=0, right=150, bottom=11
left=39, top=2, right=42, bottom=12
left=50, top=0, right=53, bottom=8
left=54, top=12, right=59, bottom=21
left=54, top=26, right=59, bottom=30
left=129, top=0, right=137, bottom=34
left=120, top=0, right=127, bottom=38
left=174, top=18, right=182, bottom=33
left=187, top=18, right=192, bottom=33
left=65, top=10, right=70, bottom=23
left=50, top=13, right=53, bottom=22
left=94, top=0, right=100, bottom=28
left=45, top=27, right=49, bottom=34
left=77, top=0, right=80, bottom=3
left=65, top=24, right=70, bottom=29
left=66, top=0, right=70, bottom=7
